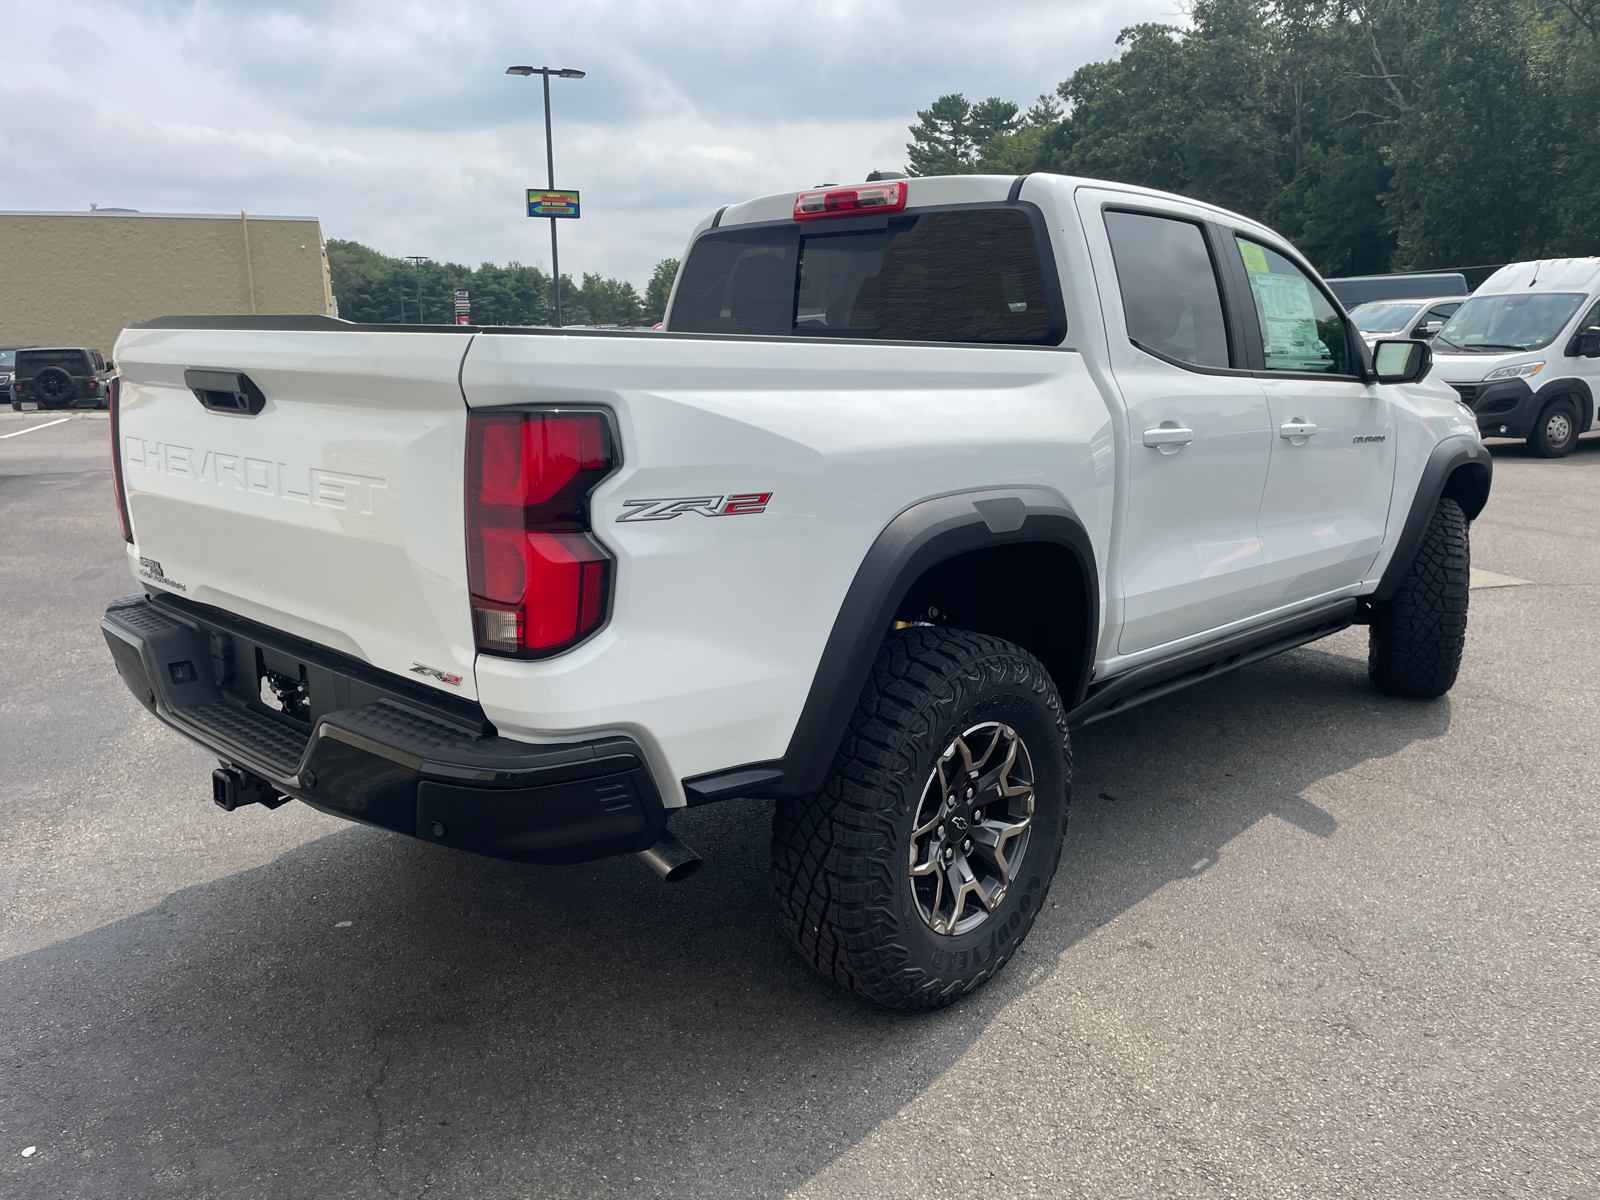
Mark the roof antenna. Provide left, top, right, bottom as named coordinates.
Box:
left=1529, top=259, right=1541, bottom=288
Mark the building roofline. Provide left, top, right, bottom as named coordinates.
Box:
left=0, top=211, right=320, bottom=222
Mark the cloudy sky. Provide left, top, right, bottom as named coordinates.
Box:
left=1, top=0, right=1177, bottom=289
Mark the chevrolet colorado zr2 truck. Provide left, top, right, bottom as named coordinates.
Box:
left=101, top=173, right=1491, bottom=1010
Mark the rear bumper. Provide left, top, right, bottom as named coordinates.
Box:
left=101, top=593, right=666, bottom=865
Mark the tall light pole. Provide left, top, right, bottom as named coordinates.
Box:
left=507, top=64, right=584, bottom=327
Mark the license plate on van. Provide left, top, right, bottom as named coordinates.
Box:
left=20, top=401, right=38, bottom=410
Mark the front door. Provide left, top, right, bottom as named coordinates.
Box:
left=1082, top=197, right=1273, bottom=656
left=1230, top=234, right=1397, bottom=607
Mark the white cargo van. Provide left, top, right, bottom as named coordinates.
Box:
left=1431, top=259, right=1600, bottom=456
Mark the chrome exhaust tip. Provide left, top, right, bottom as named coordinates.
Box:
left=637, top=829, right=702, bottom=882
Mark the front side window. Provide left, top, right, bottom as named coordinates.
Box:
left=669, top=208, right=1059, bottom=344
left=1104, top=211, right=1231, bottom=369
left=1236, top=237, right=1351, bottom=374
left=1435, top=292, right=1587, bottom=354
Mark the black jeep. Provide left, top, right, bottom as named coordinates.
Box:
left=11, top=347, right=117, bottom=411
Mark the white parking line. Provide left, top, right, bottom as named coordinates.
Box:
left=0, top=417, right=71, bottom=439
left=1470, top=568, right=1533, bottom=589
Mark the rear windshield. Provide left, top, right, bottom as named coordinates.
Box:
left=17, top=349, right=89, bottom=375
left=669, top=208, right=1061, bottom=344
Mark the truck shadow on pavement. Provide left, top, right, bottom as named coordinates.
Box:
left=1, top=637, right=1448, bottom=1200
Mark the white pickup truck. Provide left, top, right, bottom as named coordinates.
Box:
left=102, top=173, right=1491, bottom=1010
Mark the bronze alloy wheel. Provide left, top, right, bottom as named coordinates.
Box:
left=908, top=720, right=1035, bottom=936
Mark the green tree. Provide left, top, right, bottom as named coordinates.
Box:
left=326, top=240, right=664, bottom=327
left=646, top=258, right=680, bottom=324
left=907, top=93, right=1022, bottom=175
left=909, top=0, right=1600, bottom=277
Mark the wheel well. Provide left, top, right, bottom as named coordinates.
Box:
left=1442, top=461, right=1491, bottom=520
left=1536, top=381, right=1593, bottom=432
left=894, top=542, right=1091, bottom=703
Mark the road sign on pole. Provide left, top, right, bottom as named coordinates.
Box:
left=527, top=189, right=581, bottom=218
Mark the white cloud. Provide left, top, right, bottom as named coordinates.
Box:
left=0, top=0, right=1177, bottom=288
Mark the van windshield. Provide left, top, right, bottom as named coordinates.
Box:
left=1349, top=301, right=1423, bottom=334
left=1434, top=292, right=1586, bottom=353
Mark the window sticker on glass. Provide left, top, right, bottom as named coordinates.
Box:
left=1239, top=241, right=1271, bottom=274
left=1235, top=236, right=1350, bottom=374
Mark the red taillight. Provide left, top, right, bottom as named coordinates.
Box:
left=793, top=180, right=907, bottom=221
left=466, top=410, right=617, bottom=657
left=109, top=378, right=133, bottom=543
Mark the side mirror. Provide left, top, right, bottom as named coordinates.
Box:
left=1578, top=330, right=1600, bottom=359
left=1420, top=320, right=1443, bottom=336
left=1373, top=339, right=1432, bottom=385
left=104, top=359, right=115, bottom=371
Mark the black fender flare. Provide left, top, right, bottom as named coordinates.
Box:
left=1534, top=375, right=1594, bottom=432
left=1372, top=434, right=1492, bottom=604
left=682, top=487, right=1099, bottom=803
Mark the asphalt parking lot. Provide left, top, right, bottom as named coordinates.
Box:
left=1, top=411, right=1596, bottom=1199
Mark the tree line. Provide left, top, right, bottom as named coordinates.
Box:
left=906, top=0, right=1600, bottom=278
left=326, top=239, right=680, bottom=327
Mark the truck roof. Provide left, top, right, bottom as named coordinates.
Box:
left=1476, top=258, right=1600, bottom=295
left=704, top=173, right=1282, bottom=244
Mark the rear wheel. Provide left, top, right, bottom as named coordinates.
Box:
left=1528, top=398, right=1578, bottom=458
left=1368, top=498, right=1469, bottom=698
left=772, top=628, right=1070, bottom=1011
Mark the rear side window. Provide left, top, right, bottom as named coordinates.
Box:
left=670, top=208, right=1059, bottom=344
left=17, top=350, right=88, bottom=376
left=1103, top=211, right=1231, bottom=369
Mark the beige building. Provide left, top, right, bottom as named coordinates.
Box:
left=0, top=210, right=335, bottom=357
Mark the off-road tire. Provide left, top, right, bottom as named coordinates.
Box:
left=771, top=628, right=1071, bottom=1011
left=1529, top=398, right=1578, bottom=458
left=1368, top=498, right=1469, bottom=698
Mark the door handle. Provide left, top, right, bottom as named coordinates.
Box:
left=1142, top=424, right=1194, bottom=455
left=1279, top=418, right=1318, bottom=445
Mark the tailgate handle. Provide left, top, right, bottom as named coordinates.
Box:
left=185, top=369, right=266, bottom=416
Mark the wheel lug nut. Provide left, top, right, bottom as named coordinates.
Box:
left=963, top=838, right=973, bottom=853
left=972, top=808, right=982, bottom=822
left=943, top=846, right=953, bottom=861
left=966, top=787, right=974, bottom=799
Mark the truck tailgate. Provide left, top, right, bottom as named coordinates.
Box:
left=113, top=326, right=478, bottom=699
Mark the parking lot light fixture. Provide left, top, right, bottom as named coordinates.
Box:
left=506, top=64, right=585, bottom=326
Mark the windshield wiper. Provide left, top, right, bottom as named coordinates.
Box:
left=1467, top=343, right=1529, bottom=353
left=1434, top=335, right=1462, bottom=351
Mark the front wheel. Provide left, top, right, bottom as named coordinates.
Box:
left=772, top=628, right=1070, bottom=1011
left=1368, top=498, right=1469, bottom=698
left=1528, top=399, right=1579, bottom=458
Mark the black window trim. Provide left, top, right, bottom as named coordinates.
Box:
left=668, top=200, right=1070, bottom=348
left=1099, top=203, right=1255, bottom=379
left=1224, top=229, right=1371, bottom=383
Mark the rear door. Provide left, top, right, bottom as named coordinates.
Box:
left=114, top=325, right=479, bottom=698
left=1078, top=192, right=1273, bottom=655
left=1224, top=234, right=1397, bottom=608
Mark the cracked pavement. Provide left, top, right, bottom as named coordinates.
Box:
left=1, top=414, right=1596, bottom=1198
